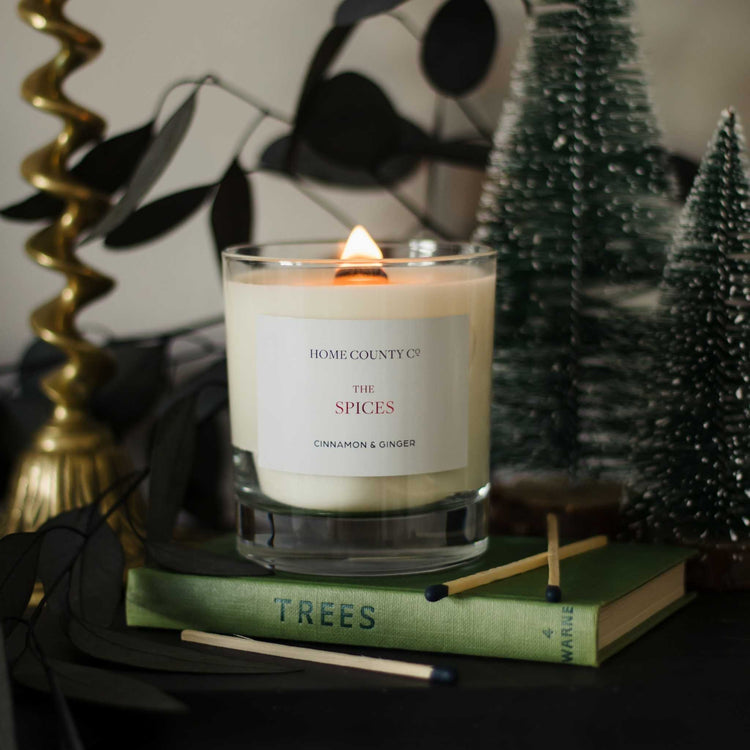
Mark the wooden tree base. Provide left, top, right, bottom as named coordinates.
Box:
left=684, top=540, right=750, bottom=591
left=489, top=474, right=624, bottom=539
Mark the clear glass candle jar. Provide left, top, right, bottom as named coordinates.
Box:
left=223, top=236, right=496, bottom=575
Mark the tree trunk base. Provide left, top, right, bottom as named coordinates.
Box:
left=682, top=540, right=750, bottom=591
left=490, top=473, right=624, bottom=539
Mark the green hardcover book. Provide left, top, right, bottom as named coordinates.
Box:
left=125, top=538, right=694, bottom=667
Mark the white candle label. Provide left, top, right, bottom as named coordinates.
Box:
left=256, top=315, right=470, bottom=477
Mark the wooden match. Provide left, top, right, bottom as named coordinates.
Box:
left=546, top=513, right=562, bottom=602
left=181, top=630, right=457, bottom=684
left=424, top=534, right=608, bottom=601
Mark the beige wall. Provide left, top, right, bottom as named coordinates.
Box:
left=1, top=0, right=748, bottom=361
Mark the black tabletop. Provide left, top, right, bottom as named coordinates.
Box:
left=13, top=592, right=750, bottom=749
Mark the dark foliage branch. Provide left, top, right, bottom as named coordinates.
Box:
left=2, top=471, right=156, bottom=745
left=0, top=0, right=697, bottom=257
left=2, top=1, right=506, bottom=259
left=0, top=315, right=223, bottom=378
left=85, top=82, right=204, bottom=242
left=0, top=357, right=288, bottom=742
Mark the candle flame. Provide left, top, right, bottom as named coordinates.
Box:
left=334, top=225, right=388, bottom=285
left=340, top=225, right=383, bottom=261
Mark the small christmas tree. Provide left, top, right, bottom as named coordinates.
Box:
left=628, top=109, right=750, bottom=546
left=474, top=0, right=677, bottom=479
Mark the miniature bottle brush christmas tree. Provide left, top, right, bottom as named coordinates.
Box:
left=626, top=109, right=750, bottom=587
left=474, top=0, right=677, bottom=481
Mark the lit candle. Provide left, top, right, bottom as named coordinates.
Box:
left=223, top=229, right=496, bottom=573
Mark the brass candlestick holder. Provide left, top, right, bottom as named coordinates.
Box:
left=2, top=0, right=141, bottom=561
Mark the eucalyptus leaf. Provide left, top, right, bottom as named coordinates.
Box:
left=0, top=122, right=154, bottom=223
left=196, top=381, right=228, bottom=425
left=0, top=393, right=50, bottom=477
left=298, top=72, right=401, bottom=170
left=0, top=533, right=41, bottom=625
left=210, top=160, right=252, bottom=260
left=669, top=152, right=700, bottom=202
left=95, top=339, right=169, bottom=437
left=19, top=339, right=64, bottom=396
left=296, top=25, right=355, bottom=116
left=163, top=364, right=227, bottom=531
left=287, top=23, right=355, bottom=171
left=0, top=191, right=63, bottom=222
left=390, top=118, right=491, bottom=168
left=68, top=514, right=124, bottom=628
left=421, top=0, right=498, bottom=96
left=13, top=654, right=186, bottom=713
left=167, top=357, right=228, bottom=424
left=261, top=134, right=420, bottom=188
left=3, top=622, right=28, bottom=665
left=146, top=542, right=270, bottom=577
left=37, top=505, right=125, bottom=622
left=37, top=511, right=89, bottom=616
left=0, top=636, right=18, bottom=750
left=402, top=136, right=490, bottom=169
left=73, top=122, right=156, bottom=194
left=147, top=392, right=199, bottom=543
left=334, top=0, right=410, bottom=25
left=87, top=90, right=198, bottom=240
left=104, top=184, right=213, bottom=249
left=68, top=619, right=288, bottom=673
left=18, top=338, right=169, bottom=438
left=263, top=115, right=485, bottom=185
left=184, top=419, right=224, bottom=530
left=156, top=358, right=228, bottom=529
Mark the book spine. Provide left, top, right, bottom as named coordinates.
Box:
left=126, top=569, right=599, bottom=666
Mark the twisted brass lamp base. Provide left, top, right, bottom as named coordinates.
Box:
left=3, top=411, right=143, bottom=562
left=1, top=0, right=142, bottom=565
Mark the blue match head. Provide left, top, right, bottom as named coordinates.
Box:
left=545, top=585, right=562, bottom=603
left=424, top=584, right=449, bottom=602
left=430, top=666, right=458, bottom=685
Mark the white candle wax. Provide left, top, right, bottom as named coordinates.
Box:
left=224, top=264, right=494, bottom=512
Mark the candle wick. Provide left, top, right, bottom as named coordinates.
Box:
left=333, top=265, right=388, bottom=285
